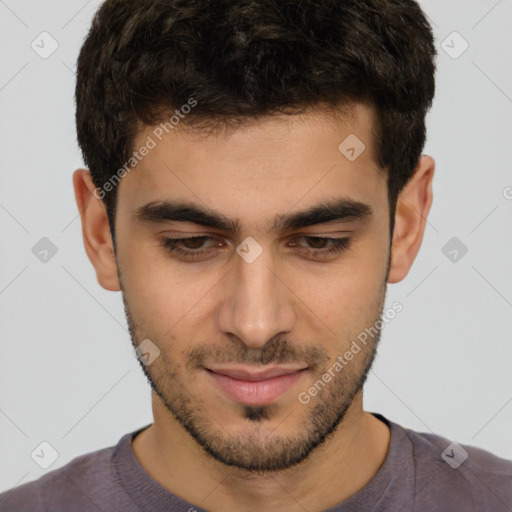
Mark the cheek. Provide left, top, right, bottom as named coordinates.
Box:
left=299, top=238, right=388, bottom=338
left=119, top=243, right=219, bottom=341
left=117, top=241, right=176, bottom=333
left=302, top=275, right=382, bottom=338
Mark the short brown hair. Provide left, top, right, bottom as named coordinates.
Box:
left=75, top=0, right=436, bottom=242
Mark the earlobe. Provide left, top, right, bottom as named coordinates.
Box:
left=72, top=169, right=121, bottom=291
left=387, top=155, right=435, bottom=284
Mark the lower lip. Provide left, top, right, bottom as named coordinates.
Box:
left=206, top=369, right=307, bottom=406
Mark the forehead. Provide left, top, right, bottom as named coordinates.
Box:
left=116, top=103, right=387, bottom=228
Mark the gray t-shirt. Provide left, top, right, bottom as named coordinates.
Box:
left=1, top=413, right=511, bottom=511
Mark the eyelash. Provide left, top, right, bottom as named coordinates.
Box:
left=159, top=235, right=351, bottom=261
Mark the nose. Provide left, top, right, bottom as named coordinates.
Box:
left=216, top=242, right=297, bottom=350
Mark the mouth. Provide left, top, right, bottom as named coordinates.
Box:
left=204, top=365, right=309, bottom=406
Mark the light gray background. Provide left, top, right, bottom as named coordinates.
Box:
left=1, top=0, right=511, bottom=493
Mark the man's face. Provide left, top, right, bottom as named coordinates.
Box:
left=114, top=104, right=391, bottom=471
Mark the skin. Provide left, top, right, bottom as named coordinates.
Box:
left=73, top=102, right=434, bottom=512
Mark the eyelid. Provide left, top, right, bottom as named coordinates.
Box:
left=157, top=233, right=352, bottom=248
left=159, top=234, right=352, bottom=262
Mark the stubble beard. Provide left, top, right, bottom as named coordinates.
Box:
left=122, top=281, right=387, bottom=473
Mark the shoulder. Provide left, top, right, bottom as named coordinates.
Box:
left=0, top=436, right=135, bottom=512
left=400, top=422, right=512, bottom=510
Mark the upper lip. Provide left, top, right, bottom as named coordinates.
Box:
left=205, top=365, right=308, bottom=382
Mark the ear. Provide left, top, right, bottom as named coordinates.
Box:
left=72, top=169, right=121, bottom=291
left=387, top=155, right=435, bottom=284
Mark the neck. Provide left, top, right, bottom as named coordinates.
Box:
left=132, top=391, right=391, bottom=512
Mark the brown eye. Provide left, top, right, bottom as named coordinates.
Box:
left=160, top=235, right=350, bottom=262
left=288, top=236, right=351, bottom=259
left=302, top=236, right=330, bottom=249
left=160, top=236, right=219, bottom=260
left=181, top=237, right=209, bottom=249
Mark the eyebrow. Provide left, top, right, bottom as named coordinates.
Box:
left=135, top=197, right=373, bottom=234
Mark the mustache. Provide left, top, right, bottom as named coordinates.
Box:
left=186, top=338, right=328, bottom=371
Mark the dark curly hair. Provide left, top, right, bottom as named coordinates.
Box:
left=75, top=0, right=436, bottom=243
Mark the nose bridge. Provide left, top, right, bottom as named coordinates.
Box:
left=218, top=243, right=295, bottom=348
